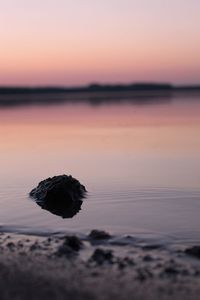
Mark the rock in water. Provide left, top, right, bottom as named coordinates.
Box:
left=29, top=175, right=87, bottom=218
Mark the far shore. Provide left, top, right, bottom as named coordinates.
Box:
left=0, top=83, right=200, bottom=107
left=1, top=83, right=200, bottom=94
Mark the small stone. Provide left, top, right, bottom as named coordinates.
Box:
left=143, top=255, right=153, bottom=262
left=118, top=261, right=126, bottom=270
left=123, top=256, right=135, bottom=266
left=88, top=230, right=111, bottom=240
left=164, top=267, right=179, bottom=275
left=30, top=242, right=40, bottom=251
left=90, top=248, right=113, bottom=265
left=63, top=236, right=83, bottom=251
left=56, top=236, right=83, bottom=258
left=17, top=241, right=24, bottom=248
left=142, top=244, right=162, bottom=250
left=7, top=242, right=15, bottom=249
left=185, top=246, right=200, bottom=259
left=136, top=269, right=147, bottom=281
left=56, top=245, right=74, bottom=257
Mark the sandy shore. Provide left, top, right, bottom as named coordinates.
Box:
left=0, top=230, right=200, bottom=300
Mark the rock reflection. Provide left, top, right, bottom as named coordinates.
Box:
left=29, top=175, right=87, bottom=218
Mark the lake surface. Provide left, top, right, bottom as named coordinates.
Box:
left=0, top=93, right=200, bottom=243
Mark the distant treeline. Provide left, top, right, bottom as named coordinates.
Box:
left=0, top=83, right=199, bottom=107
left=0, top=83, right=200, bottom=95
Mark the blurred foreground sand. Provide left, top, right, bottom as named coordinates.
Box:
left=0, top=232, right=200, bottom=300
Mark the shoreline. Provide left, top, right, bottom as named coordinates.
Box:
left=0, top=88, right=200, bottom=108
left=0, top=230, right=200, bottom=300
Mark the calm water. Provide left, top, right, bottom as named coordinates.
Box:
left=0, top=93, right=200, bottom=243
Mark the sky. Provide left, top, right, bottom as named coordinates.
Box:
left=0, top=0, right=200, bottom=86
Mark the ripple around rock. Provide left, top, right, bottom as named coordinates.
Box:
left=29, top=175, right=87, bottom=218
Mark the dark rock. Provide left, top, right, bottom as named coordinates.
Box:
left=17, top=241, right=24, bottom=248
left=63, top=236, right=83, bottom=251
left=6, top=242, right=15, bottom=249
left=90, top=248, right=113, bottom=265
left=143, top=255, right=153, bottom=262
left=185, top=246, right=200, bottom=259
left=142, top=244, right=162, bottom=250
left=194, top=270, right=200, bottom=276
left=30, top=242, right=41, bottom=251
left=136, top=268, right=153, bottom=281
left=117, top=256, right=135, bottom=269
left=29, top=244, right=37, bottom=251
left=164, top=266, right=179, bottom=275
left=88, top=230, right=111, bottom=240
left=56, top=236, right=83, bottom=257
left=29, top=175, right=87, bottom=218
left=56, top=244, right=74, bottom=257
left=117, top=261, right=126, bottom=270
left=123, top=256, right=135, bottom=266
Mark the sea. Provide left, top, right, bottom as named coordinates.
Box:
left=0, top=91, right=200, bottom=245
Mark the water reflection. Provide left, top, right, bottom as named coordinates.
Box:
left=35, top=197, right=83, bottom=219
left=0, top=93, right=200, bottom=239
left=0, top=91, right=172, bottom=107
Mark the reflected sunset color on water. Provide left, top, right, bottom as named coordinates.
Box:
left=0, top=94, right=200, bottom=241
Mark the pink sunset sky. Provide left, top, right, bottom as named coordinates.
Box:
left=0, top=0, right=200, bottom=86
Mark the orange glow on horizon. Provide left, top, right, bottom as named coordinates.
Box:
left=0, top=0, right=200, bottom=85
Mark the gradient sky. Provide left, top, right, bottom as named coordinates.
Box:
left=0, top=0, right=200, bottom=86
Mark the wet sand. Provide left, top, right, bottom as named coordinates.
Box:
left=0, top=230, right=200, bottom=300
